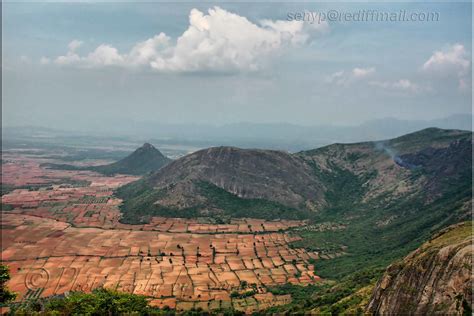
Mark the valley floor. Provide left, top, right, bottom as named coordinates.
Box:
left=1, top=152, right=320, bottom=313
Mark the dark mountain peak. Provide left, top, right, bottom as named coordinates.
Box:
left=101, top=143, right=170, bottom=175
left=135, top=142, right=158, bottom=153
left=140, top=142, right=155, bottom=150
left=131, top=142, right=167, bottom=159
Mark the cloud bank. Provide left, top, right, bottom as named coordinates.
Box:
left=45, top=7, right=327, bottom=73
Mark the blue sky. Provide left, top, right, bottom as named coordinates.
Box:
left=2, top=2, right=472, bottom=130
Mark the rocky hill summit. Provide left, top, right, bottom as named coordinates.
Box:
left=144, top=146, right=324, bottom=209
left=93, top=143, right=171, bottom=175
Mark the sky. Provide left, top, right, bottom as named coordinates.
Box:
left=2, top=1, right=472, bottom=131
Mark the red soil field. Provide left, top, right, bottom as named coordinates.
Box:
left=2, top=214, right=319, bottom=312
left=1, top=153, right=320, bottom=312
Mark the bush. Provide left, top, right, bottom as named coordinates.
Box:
left=10, top=288, right=165, bottom=315
left=0, top=264, right=16, bottom=305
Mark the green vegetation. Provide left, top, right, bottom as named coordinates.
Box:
left=266, top=267, right=382, bottom=314
left=10, top=289, right=151, bottom=315
left=1, top=264, right=17, bottom=306
left=197, top=181, right=313, bottom=220
left=294, top=129, right=472, bottom=279
left=293, top=167, right=471, bottom=279
left=1, top=184, right=15, bottom=196
left=230, top=290, right=256, bottom=299
left=310, top=162, right=375, bottom=218
left=1, top=204, right=14, bottom=212
left=288, top=130, right=472, bottom=279
left=115, top=179, right=201, bottom=224
left=6, top=288, right=247, bottom=315
left=78, top=196, right=109, bottom=204
left=116, top=180, right=313, bottom=224
left=420, top=221, right=472, bottom=252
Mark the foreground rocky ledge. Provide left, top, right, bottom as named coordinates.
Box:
left=367, top=222, right=473, bottom=315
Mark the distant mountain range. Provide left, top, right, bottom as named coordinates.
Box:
left=42, top=143, right=171, bottom=175
left=3, top=114, right=472, bottom=152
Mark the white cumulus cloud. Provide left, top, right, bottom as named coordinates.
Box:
left=44, top=7, right=327, bottom=73
left=86, top=45, right=125, bottom=66
left=422, top=44, right=470, bottom=75
left=422, top=44, right=470, bottom=90
left=326, top=67, right=376, bottom=85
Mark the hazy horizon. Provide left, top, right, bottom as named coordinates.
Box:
left=3, top=113, right=472, bottom=155
left=2, top=112, right=472, bottom=131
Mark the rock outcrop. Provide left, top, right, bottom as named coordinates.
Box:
left=144, top=146, right=325, bottom=209
left=367, top=222, right=473, bottom=315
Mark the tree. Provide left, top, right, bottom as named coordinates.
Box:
left=11, top=288, right=153, bottom=315
left=0, top=264, right=17, bottom=305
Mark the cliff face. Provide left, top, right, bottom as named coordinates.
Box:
left=367, top=222, right=473, bottom=315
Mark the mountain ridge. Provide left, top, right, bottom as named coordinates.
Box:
left=5, top=114, right=472, bottom=152
left=117, top=128, right=471, bottom=221
left=115, top=128, right=472, bottom=279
